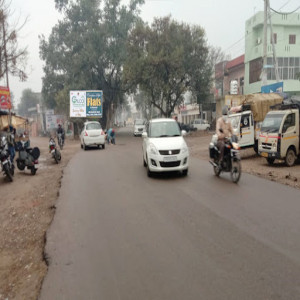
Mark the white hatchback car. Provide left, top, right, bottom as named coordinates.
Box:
left=190, top=119, right=210, bottom=131
left=142, top=118, right=189, bottom=176
left=80, top=121, right=106, bottom=150
left=134, top=119, right=146, bottom=136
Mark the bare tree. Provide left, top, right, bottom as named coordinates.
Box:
left=0, top=0, right=28, bottom=83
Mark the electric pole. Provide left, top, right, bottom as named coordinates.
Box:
left=262, top=0, right=268, bottom=86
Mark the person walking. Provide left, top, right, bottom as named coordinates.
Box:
left=107, top=128, right=116, bottom=145
left=7, top=125, right=16, bottom=164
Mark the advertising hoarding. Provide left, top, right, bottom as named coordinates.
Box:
left=0, top=86, right=11, bottom=109
left=70, top=90, right=102, bottom=117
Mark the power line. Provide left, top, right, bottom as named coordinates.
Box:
left=270, top=6, right=300, bottom=14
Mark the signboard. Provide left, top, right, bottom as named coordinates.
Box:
left=0, top=86, right=11, bottom=109
left=46, top=114, right=64, bottom=130
left=261, top=82, right=283, bottom=94
left=70, top=90, right=102, bottom=118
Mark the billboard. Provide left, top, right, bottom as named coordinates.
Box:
left=0, top=86, right=11, bottom=109
left=70, top=90, right=103, bottom=117
left=261, top=82, right=283, bottom=94
left=46, top=114, right=65, bottom=130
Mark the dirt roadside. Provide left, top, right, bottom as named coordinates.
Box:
left=0, top=131, right=299, bottom=300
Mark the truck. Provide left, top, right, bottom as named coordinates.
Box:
left=258, top=97, right=300, bottom=167
left=226, top=93, right=283, bottom=152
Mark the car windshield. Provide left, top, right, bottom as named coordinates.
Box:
left=86, top=123, right=101, bottom=130
left=149, top=121, right=181, bottom=138
left=135, top=120, right=145, bottom=125
left=261, top=114, right=285, bottom=133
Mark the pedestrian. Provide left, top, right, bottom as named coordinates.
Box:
left=7, top=125, right=16, bottom=164
left=107, top=128, right=116, bottom=145
left=174, top=116, right=182, bottom=130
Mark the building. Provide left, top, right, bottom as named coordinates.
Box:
left=214, top=55, right=245, bottom=99
left=244, top=11, right=300, bottom=95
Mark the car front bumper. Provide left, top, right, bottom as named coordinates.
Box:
left=147, top=152, right=189, bottom=172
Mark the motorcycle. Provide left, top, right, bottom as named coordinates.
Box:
left=0, top=136, right=14, bottom=182
left=57, top=133, right=64, bottom=150
left=209, top=134, right=241, bottom=183
left=49, top=138, right=61, bottom=164
left=16, top=140, right=40, bottom=175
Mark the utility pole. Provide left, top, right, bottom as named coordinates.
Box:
left=2, top=9, right=11, bottom=125
left=262, top=0, right=268, bottom=86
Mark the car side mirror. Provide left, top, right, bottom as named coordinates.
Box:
left=181, top=130, right=187, bottom=136
left=142, top=132, right=148, bottom=138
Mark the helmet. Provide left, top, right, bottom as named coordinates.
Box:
left=222, top=106, right=229, bottom=116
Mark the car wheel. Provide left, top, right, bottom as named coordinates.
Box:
left=143, top=155, right=147, bottom=167
left=146, top=155, right=152, bottom=177
left=285, top=148, right=296, bottom=167
left=83, top=142, right=87, bottom=151
left=102, top=143, right=105, bottom=149
left=81, top=143, right=83, bottom=149
left=182, top=169, right=188, bottom=176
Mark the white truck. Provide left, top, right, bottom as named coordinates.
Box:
left=258, top=98, right=300, bottom=166
left=226, top=93, right=283, bottom=152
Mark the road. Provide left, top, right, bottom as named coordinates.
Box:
left=40, top=127, right=300, bottom=300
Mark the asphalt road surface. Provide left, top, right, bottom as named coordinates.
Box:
left=40, top=127, right=300, bottom=300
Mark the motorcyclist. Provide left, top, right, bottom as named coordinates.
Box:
left=216, top=106, right=233, bottom=166
left=57, top=124, right=65, bottom=145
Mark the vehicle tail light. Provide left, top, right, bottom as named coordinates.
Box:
left=50, top=145, right=55, bottom=150
left=85, top=131, right=88, bottom=136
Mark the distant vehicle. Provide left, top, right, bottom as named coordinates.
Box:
left=190, top=119, right=210, bottom=131
left=80, top=121, right=106, bottom=150
left=133, top=119, right=146, bottom=136
left=142, top=118, right=189, bottom=177
left=179, top=123, right=195, bottom=133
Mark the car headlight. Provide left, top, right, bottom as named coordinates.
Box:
left=149, top=143, right=158, bottom=155
left=181, top=145, right=188, bottom=154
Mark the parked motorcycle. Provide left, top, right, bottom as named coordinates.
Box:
left=209, top=134, right=241, bottom=183
left=16, top=140, right=40, bottom=175
left=49, top=138, right=61, bottom=164
left=57, top=133, right=64, bottom=150
left=0, top=136, right=14, bottom=182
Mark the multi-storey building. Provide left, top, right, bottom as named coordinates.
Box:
left=244, top=11, right=300, bottom=95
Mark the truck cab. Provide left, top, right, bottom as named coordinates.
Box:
left=258, top=104, right=300, bottom=166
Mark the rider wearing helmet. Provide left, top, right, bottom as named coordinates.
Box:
left=216, top=106, right=233, bottom=166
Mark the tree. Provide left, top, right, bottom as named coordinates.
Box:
left=0, top=0, right=28, bottom=83
left=123, top=16, right=212, bottom=117
left=40, top=0, right=144, bottom=128
left=17, top=89, right=39, bottom=117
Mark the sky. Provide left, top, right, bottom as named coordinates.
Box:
left=2, top=0, right=299, bottom=105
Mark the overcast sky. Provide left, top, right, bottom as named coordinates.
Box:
left=2, top=0, right=299, bottom=105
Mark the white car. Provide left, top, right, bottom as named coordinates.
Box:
left=142, top=118, right=189, bottom=177
left=190, top=119, right=210, bottom=131
left=80, top=121, right=106, bottom=150
left=134, top=119, right=146, bottom=136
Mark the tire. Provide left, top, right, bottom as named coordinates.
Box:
left=285, top=148, right=296, bottom=167
left=54, top=150, right=59, bottom=164
left=31, top=167, right=37, bottom=175
left=81, top=143, right=83, bottom=149
left=213, top=158, right=221, bottom=176
left=254, top=141, right=258, bottom=154
left=146, top=156, right=152, bottom=177
left=17, top=160, right=25, bottom=171
left=102, top=143, right=105, bottom=149
left=182, top=169, right=188, bottom=176
left=231, top=160, right=241, bottom=183
left=267, top=158, right=275, bottom=165
left=83, top=143, right=87, bottom=151
left=143, top=156, right=147, bottom=167
left=4, top=164, right=13, bottom=182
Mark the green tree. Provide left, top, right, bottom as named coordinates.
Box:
left=0, top=0, right=28, bottom=82
left=40, top=0, right=144, bottom=128
left=123, top=16, right=212, bottom=117
left=17, top=89, right=39, bottom=117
